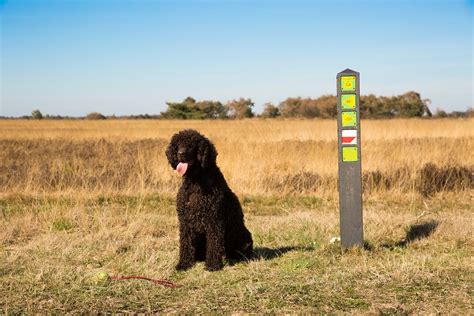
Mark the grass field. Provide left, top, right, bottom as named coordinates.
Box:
left=1, top=118, right=473, bottom=313
left=1, top=118, right=473, bottom=196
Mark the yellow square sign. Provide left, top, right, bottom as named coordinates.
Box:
left=342, top=147, right=358, bottom=162
left=341, top=111, right=357, bottom=127
left=341, top=76, right=356, bottom=91
left=341, top=94, right=356, bottom=109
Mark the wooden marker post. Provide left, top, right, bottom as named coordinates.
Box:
left=337, top=69, right=364, bottom=249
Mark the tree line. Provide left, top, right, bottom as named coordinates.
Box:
left=158, top=91, right=469, bottom=119
left=15, top=91, right=473, bottom=120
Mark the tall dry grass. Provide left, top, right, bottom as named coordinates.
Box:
left=0, top=118, right=472, bottom=141
left=0, top=118, right=473, bottom=196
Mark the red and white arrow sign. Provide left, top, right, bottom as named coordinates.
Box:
left=342, top=129, right=357, bottom=145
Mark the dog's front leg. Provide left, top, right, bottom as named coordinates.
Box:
left=204, top=220, right=225, bottom=271
left=176, top=224, right=196, bottom=271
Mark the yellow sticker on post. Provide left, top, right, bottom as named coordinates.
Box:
left=341, top=76, right=356, bottom=91
left=341, top=94, right=356, bottom=109
left=341, top=111, right=357, bottom=127
left=342, top=147, right=358, bottom=162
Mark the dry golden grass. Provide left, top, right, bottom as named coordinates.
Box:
left=0, top=194, right=472, bottom=313
left=0, top=118, right=473, bottom=313
left=0, top=118, right=472, bottom=196
left=1, top=118, right=472, bottom=141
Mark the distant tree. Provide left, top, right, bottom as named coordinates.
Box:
left=449, top=111, right=467, bottom=118
left=161, top=97, right=202, bottom=119
left=279, top=97, right=319, bottom=118
left=226, top=98, right=254, bottom=119
left=434, top=108, right=448, bottom=118
left=31, top=109, right=43, bottom=119
left=86, top=112, right=106, bottom=120
left=196, top=100, right=228, bottom=119
left=360, top=95, right=393, bottom=118
left=279, top=97, right=330, bottom=118
left=313, top=95, right=337, bottom=118
left=360, top=91, right=432, bottom=118
left=261, top=102, right=280, bottom=118
left=466, top=107, right=474, bottom=118
left=279, top=97, right=303, bottom=118
left=160, top=97, right=227, bottom=119
left=392, top=91, right=430, bottom=117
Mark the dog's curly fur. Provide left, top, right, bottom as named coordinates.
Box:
left=166, top=129, right=253, bottom=271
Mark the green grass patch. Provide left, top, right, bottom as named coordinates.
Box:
left=51, top=217, right=75, bottom=231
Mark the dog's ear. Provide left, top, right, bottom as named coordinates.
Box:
left=197, top=137, right=217, bottom=169
left=165, top=134, right=179, bottom=169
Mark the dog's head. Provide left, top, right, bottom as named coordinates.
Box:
left=165, top=129, right=217, bottom=176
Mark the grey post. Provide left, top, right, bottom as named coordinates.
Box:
left=336, top=69, right=364, bottom=249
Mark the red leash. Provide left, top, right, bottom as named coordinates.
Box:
left=111, top=275, right=179, bottom=288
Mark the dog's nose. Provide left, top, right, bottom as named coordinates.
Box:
left=178, top=150, right=185, bottom=158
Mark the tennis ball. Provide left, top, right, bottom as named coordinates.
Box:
left=93, top=271, right=111, bottom=286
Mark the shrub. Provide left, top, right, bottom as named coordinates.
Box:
left=86, top=112, right=106, bottom=120
left=31, top=109, right=43, bottom=119
left=434, top=108, right=448, bottom=118
left=226, top=98, right=255, bottom=119
left=261, top=103, right=280, bottom=118
left=161, top=97, right=228, bottom=119
left=417, top=163, right=473, bottom=197
left=278, top=96, right=337, bottom=118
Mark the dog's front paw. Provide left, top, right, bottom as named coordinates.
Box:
left=176, top=261, right=193, bottom=271
left=204, top=261, right=223, bottom=271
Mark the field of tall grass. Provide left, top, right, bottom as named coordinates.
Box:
left=0, top=118, right=472, bottom=197
left=1, top=118, right=473, bottom=313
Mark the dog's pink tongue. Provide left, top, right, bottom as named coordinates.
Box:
left=176, top=162, right=188, bottom=175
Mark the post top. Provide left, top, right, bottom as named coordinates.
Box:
left=337, top=68, right=359, bottom=77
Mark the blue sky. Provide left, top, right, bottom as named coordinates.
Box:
left=1, top=0, right=472, bottom=117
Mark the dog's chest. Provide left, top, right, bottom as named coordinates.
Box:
left=179, top=185, right=218, bottom=228
left=185, top=191, right=214, bottom=213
